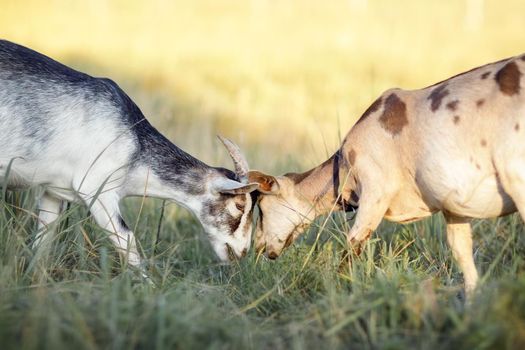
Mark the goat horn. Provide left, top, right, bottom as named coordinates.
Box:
left=217, top=135, right=249, bottom=181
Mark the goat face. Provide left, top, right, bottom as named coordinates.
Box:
left=200, top=173, right=259, bottom=261
left=248, top=172, right=314, bottom=259
left=197, top=136, right=261, bottom=261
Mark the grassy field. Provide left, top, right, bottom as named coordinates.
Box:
left=2, top=0, right=525, bottom=349
left=1, top=184, right=525, bottom=349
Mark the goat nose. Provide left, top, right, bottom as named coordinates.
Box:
left=267, top=251, right=278, bottom=260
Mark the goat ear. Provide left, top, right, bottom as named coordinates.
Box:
left=212, top=178, right=260, bottom=195
left=247, top=171, right=280, bottom=194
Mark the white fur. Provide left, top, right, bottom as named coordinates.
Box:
left=0, top=40, right=259, bottom=272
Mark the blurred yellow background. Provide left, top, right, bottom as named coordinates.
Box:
left=2, top=0, right=524, bottom=172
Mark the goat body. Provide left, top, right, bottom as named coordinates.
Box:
left=251, top=54, right=525, bottom=296
left=0, top=40, right=258, bottom=267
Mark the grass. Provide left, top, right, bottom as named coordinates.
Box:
left=2, top=0, right=525, bottom=348
left=1, top=185, right=525, bottom=349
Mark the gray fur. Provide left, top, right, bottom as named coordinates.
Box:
left=0, top=40, right=258, bottom=263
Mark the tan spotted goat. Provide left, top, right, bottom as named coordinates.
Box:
left=247, top=54, right=525, bottom=295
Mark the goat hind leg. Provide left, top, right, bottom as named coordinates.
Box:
left=499, top=164, right=525, bottom=223
left=33, top=193, right=64, bottom=250
left=445, top=215, right=478, bottom=297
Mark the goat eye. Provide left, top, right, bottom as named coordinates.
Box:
left=235, top=203, right=244, bottom=211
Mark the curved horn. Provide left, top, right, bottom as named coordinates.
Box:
left=217, top=135, right=249, bottom=181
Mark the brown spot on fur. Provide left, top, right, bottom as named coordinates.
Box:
left=521, top=55, right=525, bottom=61
left=481, top=71, right=491, bottom=79
left=348, top=149, right=357, bottom=166
left=495, top=61, right=522, bottom=96
left=355, top=96, right=383, bottom=125
left=515, top=123, right=520, bottom=131
left=204, top=199, right=243, bottom=236
left=476, top=163, right=481, bottom=170
left=476, top=99, right=485, bottom=107
left=481, top=139, right=487, bottom=147
left=379, top=93, right=408, bottom=135
left=446, top=100, right=459, bottom=111
left=428, top=84, right=449, bottom=112
left=453, top=115, right=460, bottom=124
left=205, top=200, right=222, bottom=217
left=225, top=214, right=242, bottom=235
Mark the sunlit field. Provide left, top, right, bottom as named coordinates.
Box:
left=1, top=0, right=525, bottom=348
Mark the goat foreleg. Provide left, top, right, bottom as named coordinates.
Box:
left=33, top=193, right=64, bottom=250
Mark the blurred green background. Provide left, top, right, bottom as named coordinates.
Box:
left=3, top=0, right=523, bottom=173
